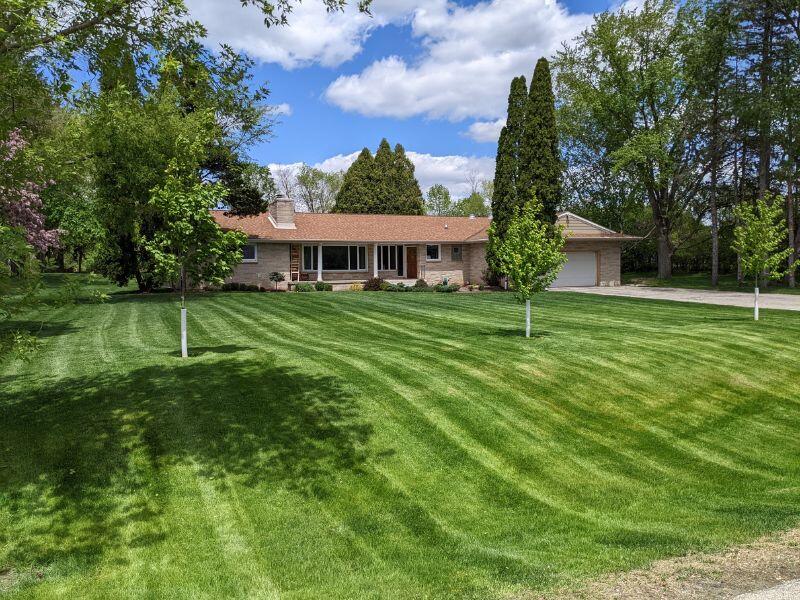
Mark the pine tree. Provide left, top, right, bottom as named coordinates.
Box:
left=489, top=75, right=527, bottom=268
left=372, top=138, right=395, bottom=211
left=333, top=148, right=375, bottom=213
left=519, top=58, right=561, bottom=223
left=334, top=140, right=424, bottom=215
left=392, top=143, right=424, bottom=215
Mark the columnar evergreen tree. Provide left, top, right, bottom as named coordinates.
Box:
left=372, top=139, right=395, bottom=211
left=391, top=143, right=424, bottom=215
left=491, top=76, right=527, bottom=243
left=333, top=148, right=375, bottom=213
left=519, top=58, right=561, bottom=224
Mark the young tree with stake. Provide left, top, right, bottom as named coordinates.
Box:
left=490, top=196, right=567, bottom=337
left=733, top=195, right=796, bottom=321
left=145, top=119, right=246, bottom=357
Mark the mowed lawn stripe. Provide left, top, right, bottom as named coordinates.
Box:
left=2, top=287, right=799, bottom=598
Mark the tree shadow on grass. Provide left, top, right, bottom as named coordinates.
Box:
left=0, top=320, right=82, bottom=339
left=167, top=344, right=254, bottom=357
left=0, top=358, right=373, bottom=575
left=484, top=327, right=553, bottom=339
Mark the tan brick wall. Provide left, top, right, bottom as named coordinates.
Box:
left=416, top=243, right=469, bottom=285
left=564, top=240, right=621, bottom=286
left=465, top=243, right=488, bottom=285
left=227, top=242, right=291, bottom=289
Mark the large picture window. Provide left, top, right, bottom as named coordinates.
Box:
left=302, top=245, right=366, bottom=271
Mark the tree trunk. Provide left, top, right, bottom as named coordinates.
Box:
left=788, top=177, right=796, bottom=288
left=657, top=232, right=673, bottom=279
left=758, top=9, right=773, bottom=199
left=77, top=250, right=83, bottom=274
left=56, top=249, right=66, bottom=272
left=709, top=86, right=720, bottom=287
left=754, top=282, right=760, bottom=322
left=525, top=299, right=531, bottom=338
left=651, top=193, right=673, bottom=279
left=180, top=264, right=188, bottom=358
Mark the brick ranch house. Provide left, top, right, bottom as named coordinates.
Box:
left=212, top=195, right=637, bottom=290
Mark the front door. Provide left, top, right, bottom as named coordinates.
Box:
left=406, top=247, right=418, bottom=279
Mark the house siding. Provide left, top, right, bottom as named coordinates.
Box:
left=225, top=239, right=622, bottom=289
left=464, top=240, right=621, bottom=287
left=416, top=244, right=471, bottom=286
left=226, top=242, right=291, bottom=289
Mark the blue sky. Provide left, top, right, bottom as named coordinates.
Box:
left=186, top=0, right=624, bottom=196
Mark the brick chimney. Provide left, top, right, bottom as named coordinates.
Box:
left=269, top=194, right=296, bottom=229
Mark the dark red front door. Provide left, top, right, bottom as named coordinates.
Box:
left=406, top=247, right=417, bottom=279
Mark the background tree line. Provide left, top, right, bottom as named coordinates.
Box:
left=553, top=0, right=800, bottom=284
left=0, top=0, right=372, bottom=359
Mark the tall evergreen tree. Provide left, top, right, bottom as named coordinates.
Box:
left=334, top=140, right=424, bottom=214
left=391, top=143, right=424, bottom=215
left=333, top=148, right=375, bottom=213
left=491, top=76, right=527, bottom=240
left=519, top=57, right=561, bottom=223
left=372, top=138, right=395, bottom=211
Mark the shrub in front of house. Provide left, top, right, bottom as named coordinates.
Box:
left=433, top=283, right=460, bottom=293
left=413, top=279, right=428, bottom=289
left=349, top=283, right=364, bottom=291
left=385, top=282, right=412, bottom=292
left=294, top=282, right=315, bottom=292
left=314, top=281, right=333, bottom=291
left=363, top=277, right=384, bottom=291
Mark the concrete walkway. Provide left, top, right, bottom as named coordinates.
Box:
left=552, top=285, right=800, bottom=312
left=734, top=580, right=800, bottom=600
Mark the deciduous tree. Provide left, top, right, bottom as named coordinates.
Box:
left=490, top=195, right=566, bottom=337
left=733, top=195, right=796, bottom=320
left=425, top=184, right=453, bottom=216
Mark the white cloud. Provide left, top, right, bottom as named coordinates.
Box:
left=463, top=118, right=505, bottom=143
left=271, top=150, right=495, bottom=199
left=270, top=103, right=293, bottom=116
left=186, top=0, right=375, bottom=69
left=186, top=0, right=433, bottom=70
left=326, top=0, right=593, bottom=121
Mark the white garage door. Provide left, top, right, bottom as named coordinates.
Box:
left=551, top=252, right=597, bottom=287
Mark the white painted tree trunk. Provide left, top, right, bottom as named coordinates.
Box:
left=525, top=299, right=531, bottom=338
left=181, top=308, right=188, bottom=357
left=180, top=264, right=188, bottom=358
left=754, top=287, right=760, bottom=321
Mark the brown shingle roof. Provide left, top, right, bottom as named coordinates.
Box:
left=211, top=210, right=637, bottom=242
left=212, top=211, right=492, bottom=243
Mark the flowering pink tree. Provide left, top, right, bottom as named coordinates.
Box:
left=0, top=129, right=59, bottom=252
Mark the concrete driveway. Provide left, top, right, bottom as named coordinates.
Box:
left=552, top=285, right=800, bottom=312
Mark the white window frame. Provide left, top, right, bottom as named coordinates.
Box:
left=377, top=245, right=397, bottom=271
left=426, top=244, right=441, bottom=262
left=242, top=243, right=258, bottom=263
left=301, top=244, right=367, bottom=273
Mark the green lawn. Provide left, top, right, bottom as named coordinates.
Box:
left=2, top=277, right=800, bottom=598
left=624, top=271, right=800, bottom=294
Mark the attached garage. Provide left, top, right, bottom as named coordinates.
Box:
left=551, top=251, right=598, bottom=287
